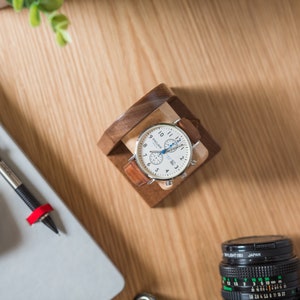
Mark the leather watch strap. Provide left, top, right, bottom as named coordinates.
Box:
left=124, top=160, right=149, bottom=186
left=177, top=118, right=201, bottom=144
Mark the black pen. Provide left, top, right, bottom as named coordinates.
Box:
left=0, top=157, right=59, bottom=234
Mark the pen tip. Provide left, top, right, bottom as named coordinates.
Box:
left=53, top=226, right=59, bottom=235
left=42, top=216, right=59, bottom=235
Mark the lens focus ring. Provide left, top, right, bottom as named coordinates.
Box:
left=220, top=258, right=300, bottom=278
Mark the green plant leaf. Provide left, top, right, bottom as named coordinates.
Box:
left=12, top=0, right=24, bottom=12
left=55, top=30, right=67, bottom=47
left=46, top=11, right=71, bottom=46
left=8, top=0, right=70, bottom=48
left=59, top=29, right=71, bottom=43
left=50, top=14, right=69, bottom=32
left=37, top=0, right=63, bottom=12
left=24, top=0, right=38, bottom=8
left=29, top=3, right=40, bottom=27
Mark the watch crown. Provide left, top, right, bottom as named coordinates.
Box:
left=165, top=180, right=173, bottom=186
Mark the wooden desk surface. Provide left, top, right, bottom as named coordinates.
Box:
left=1, top=1, right=300, bottom=299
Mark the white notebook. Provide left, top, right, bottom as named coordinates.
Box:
left=0, top=124, right=125, bottom=300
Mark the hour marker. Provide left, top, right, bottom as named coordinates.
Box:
left=135, top=123, right=193, bottom=180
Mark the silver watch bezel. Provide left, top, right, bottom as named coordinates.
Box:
left=133, top=123, right=193, bottom=181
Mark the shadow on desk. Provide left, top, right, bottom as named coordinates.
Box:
left=172, top=84, right=300, bottom=185
left=0, top=194, right=22, bottom=255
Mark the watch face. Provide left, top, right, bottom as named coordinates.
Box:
left=135, top=123, right=193, bottom=180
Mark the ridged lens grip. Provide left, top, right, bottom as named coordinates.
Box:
left=220, top=258, right=300, bottom=278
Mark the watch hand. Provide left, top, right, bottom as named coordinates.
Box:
left=160, top=142, right=184, bottom=154
left=150, top=144, right=184, bottom=154
left=166, top=144, right=185, bottom=154
left=149, top=146, right=174, bottom=154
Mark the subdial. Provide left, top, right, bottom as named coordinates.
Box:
left=149, top=152, right=163, bottom=165
left=163, top=139, right=178, bottom=153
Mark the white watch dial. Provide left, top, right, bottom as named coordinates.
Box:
left=135, top=123, right=193, bottom=180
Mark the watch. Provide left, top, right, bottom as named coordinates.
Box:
left=124, top=117, right=202, bottom=187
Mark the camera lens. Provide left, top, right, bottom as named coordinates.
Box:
left=219, top=235, right=300, bottom=299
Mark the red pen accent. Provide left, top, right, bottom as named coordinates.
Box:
left=26, top=204, right=54, bottom=225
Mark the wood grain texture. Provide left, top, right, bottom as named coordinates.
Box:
left=1, top=1, right=300, bottom=299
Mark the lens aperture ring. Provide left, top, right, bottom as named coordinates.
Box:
left=220, top=258, right=300, bottom=278
left=222, top=288, right=299, bottom=300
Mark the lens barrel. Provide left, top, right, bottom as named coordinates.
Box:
left=219, top=235, right=300, bottom=300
